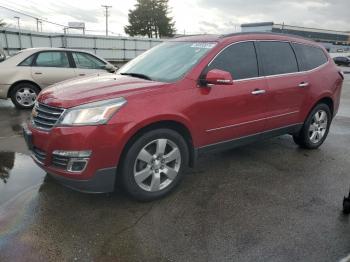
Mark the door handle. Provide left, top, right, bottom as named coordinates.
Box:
left=34, top=72, right=42, bottom=75
left=79, top=74, right=86, bottom=76
left=298, top=82, right=309, bottom=88
left=251, top=89, right=266, bottom=95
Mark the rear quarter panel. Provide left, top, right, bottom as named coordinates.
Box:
left=300, top=61, right=342, bottom=120
left=0, top=67, right=33, bottom=86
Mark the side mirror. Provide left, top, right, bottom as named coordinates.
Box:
left=104, top=64, right=117, bottom=73
left=205, top=69, right=233, bottom=86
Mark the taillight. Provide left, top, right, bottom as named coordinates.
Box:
left=339, top=71, right=344, bottom=80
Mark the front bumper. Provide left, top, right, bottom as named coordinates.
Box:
left=23, top=122, right=125, bottom=193
left=49, top=167, right=117, bottom=193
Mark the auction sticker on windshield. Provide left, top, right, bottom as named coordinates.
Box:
left=190, top=43, right=217, bottom=49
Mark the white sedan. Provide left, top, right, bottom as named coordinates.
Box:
left=0, top=48, right=116, bottom=109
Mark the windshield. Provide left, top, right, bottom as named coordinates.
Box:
left=119, top=41, right=217, bottom=82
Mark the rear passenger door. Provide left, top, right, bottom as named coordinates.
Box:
left=257, top=41, right=309, bottom=130
left=31, top=51, right=76, bottom=87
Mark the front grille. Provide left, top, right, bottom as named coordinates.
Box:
left=32, top=102, right=65, bottom=130
left=52, top=154, right=69, bottom=169
left=33, top=147, right=46, bottom=164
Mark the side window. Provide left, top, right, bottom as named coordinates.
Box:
left=206, top=42, right=259, bottom=80
left=18, top=55, right=35, bottom=66
left=72, top=52, right=106, bottom=69
left=34, top=52, right=70, bottom=68
left=292, top=43, right=328, bottom=71
left=258, top=41, right=298, bottom=76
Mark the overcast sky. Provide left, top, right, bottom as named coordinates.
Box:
left=0, top=0, right=349, bottom=36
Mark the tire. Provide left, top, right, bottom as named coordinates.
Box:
left=120, top=128, right=189, bottom=201
left=292, top=135, right=302, bottom=146
left=343, top=197, right=350, bottom=215
left=293, top=103, right=332, bottom=149
left=10, top=82, right=40, bottom=109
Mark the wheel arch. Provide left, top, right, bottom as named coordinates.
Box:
left=119, top=120, right=197, bottom=170
left=312, top=96, right=334, bottom=118
left=7, top=80, right=41, bottom=98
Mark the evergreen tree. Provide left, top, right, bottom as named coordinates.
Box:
left=125, top=0, right=175, bottom=38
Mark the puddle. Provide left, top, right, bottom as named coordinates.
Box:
left=0, top=152, right=45, bottom=206
left=0, top=152, right=46, bottom=247
left=0, top=100, right=29, bottom=119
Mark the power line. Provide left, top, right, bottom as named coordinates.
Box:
left=0, top=4, right=66, bottom=30
left=1, top=4, right=120, bottom=36
left=101, top=5, right=112, bottom=37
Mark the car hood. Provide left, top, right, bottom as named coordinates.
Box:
left=38, top=73, right=169, bottom=108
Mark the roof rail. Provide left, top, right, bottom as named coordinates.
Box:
left=219, top=31, right=312, bottom=41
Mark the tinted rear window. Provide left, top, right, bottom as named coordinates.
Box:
left=34, top=51, right=70, bottom=68
left=258, top=41, right=298, bottom=76
left=292, top=43, right=328, bottom=71
left=206, top=41, right=259, bottom=80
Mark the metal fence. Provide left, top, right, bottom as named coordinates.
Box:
left=0, top=28, right=163, bottom=62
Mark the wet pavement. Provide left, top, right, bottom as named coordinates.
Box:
left=1, top=77, right=350, bottom=262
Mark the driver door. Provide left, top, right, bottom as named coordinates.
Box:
left=70, top=52, right=107, bottom=77
left=195, top=41, right=270, bottom=146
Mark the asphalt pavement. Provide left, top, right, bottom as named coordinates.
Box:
left=0, top=76, right=350, bottom=262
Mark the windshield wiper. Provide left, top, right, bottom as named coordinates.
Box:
left=120, top=72, right=152, bottom=81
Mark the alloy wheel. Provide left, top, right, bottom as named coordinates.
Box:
left=308, top=110, right=328, bottom=144
left=15, top=87, right=37, bottom=107
left=133, top=138, right=181, bottom=192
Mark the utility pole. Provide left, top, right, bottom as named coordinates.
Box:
left=14, top=16, right=20, bottom=30
left=35, top=18, right=40, bottom=32
left=101, top=5, right=112, bottom=37
left=14, top=16, right=22, bottom=49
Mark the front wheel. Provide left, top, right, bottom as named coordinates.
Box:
left=120, top=129, right=189, bottom=201
left=293, top=103, right=331, bottom=149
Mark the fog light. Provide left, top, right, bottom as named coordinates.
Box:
left=67, top=158, right=89, bottom=172
left=52, top=150, right=91, bottom=173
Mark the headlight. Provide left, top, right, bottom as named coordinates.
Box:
left=58, top=97, right=127, bottom=126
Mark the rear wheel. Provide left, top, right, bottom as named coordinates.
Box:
left=10, top=83, right=40, bottom=109
left=293, top=103, right=331, bottom=149
left=120, top=128, right=189, bottom=201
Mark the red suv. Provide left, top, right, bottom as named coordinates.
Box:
left=23, top=33, right=344, bottom=201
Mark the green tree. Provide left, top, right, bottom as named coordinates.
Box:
left=0, top=19, right=6, bottom=27
left=125, top=0, right=175, bottom=38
